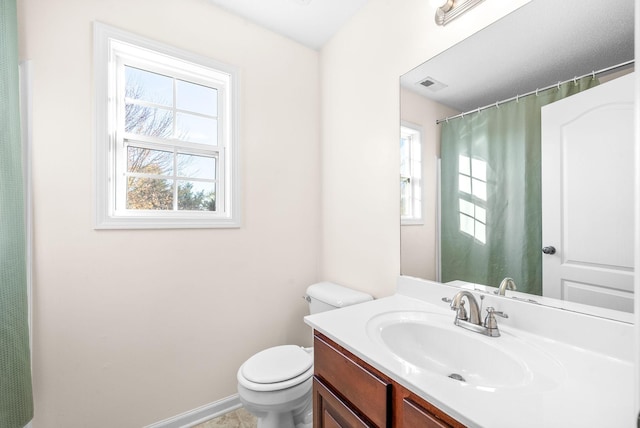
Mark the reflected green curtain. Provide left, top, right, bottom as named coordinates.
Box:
left=440, top=78, right=598, bottom=294
left=0, top=0, right=34, bottom=426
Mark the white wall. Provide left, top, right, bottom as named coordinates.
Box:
left=320, top=0, right=532, bottom=297
left=18, top=0, right=320, bottom=426
left=635, top=0, right=640, bottom=419
left=400, top=88, right=458, bottom=280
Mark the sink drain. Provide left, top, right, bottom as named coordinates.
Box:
left=448, top=373, right=466, bottom=382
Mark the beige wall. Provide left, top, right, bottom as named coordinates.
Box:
left=18, top=0, right=320, bottom=426
left=320, top=0, right=531, bottom=298
left=400, top=88, right=458, bottom=280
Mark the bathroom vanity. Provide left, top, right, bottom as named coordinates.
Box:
left=313, top=332, right=463, bottom=427
left=305, top=276, right=635, bottom=428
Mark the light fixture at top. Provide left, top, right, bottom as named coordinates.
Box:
left=435, top=0, right=485, bottom=26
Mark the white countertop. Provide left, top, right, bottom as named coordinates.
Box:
left=304, top=277, right=635, bottom=428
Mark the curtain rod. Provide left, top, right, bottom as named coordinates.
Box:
left=436, top=60, right=635, bottom=124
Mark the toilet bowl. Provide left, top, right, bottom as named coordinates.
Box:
left=236, top=282, right=373, bottom=428
left=237, top=345, right=314, bottom=428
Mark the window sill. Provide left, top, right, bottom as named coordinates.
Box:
left=401, top=218, right=424, bottom=226
left=94, top=214, right=241, bottom=230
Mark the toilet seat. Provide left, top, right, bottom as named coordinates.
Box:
left=238, top=345, right=314, bottom=392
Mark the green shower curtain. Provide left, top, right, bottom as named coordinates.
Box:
left=0, top=0, right=34, bottom=426
left=440, top=78, right=598, bottom=295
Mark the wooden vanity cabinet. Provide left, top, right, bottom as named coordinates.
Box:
left=313, top=332, right=465, bottom=428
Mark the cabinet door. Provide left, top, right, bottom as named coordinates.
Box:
left=314, top=377, right=371, bottom=428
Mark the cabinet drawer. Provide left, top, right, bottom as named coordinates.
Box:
left=314, top=334, right=390, bottom=427
left=403, top=398, right=452, bottom=428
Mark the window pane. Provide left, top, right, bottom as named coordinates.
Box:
left=475, top=221, right=486, bottom=244
left=400, top=178, right=410, bottom=217
left=128, top=146, right=174, bottom=175
left=471, top=158, right=487, bottom=181
left=176, top=80, right=218, bottom=116
left=475, top=206, right=486, bottom=223
left=125, top=103, right=173, bottom=138
left=177, top=153, right=216, bottom=179
left=459, top=155, right=471, bottom=175
left=460, top=213, right=474, bottom=236
left=125, top=66, right=172, bottom=106
left=459, top=199, right=474, bottom=217
left=176, top=113, right=217, bottom=145
left=400, top=137, right=411, bottom=177
left=472, top=178, right=487, bottom=201
left=412, top=136, right=421, bottom=160
left=178, top=181, right=216, bottom=211
left=459, top=174, right=471, bottom=194
left=127, top=177, right=173, bottom=210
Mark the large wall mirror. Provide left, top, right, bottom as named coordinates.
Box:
left=400, top=0, right=635, bottom=318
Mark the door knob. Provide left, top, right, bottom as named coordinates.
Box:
left=542, top=246, right=556, bottom=255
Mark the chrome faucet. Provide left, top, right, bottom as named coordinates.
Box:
left=496, top=277, right=516, bottom=296
left=448, top=290, right=508, bottom=337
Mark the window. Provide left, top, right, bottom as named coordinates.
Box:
left=400, top=124, right=423, bottom=224
left=94, top=23, right=239, bottom=229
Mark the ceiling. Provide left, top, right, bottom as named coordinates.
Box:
left=207, top=0, right=370, bottom=50
left=401, top=0, right=635, bottom=113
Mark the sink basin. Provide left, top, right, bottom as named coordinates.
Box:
left=366, top=311, right=565, bottom=391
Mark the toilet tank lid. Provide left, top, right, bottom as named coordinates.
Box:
left=306, top=282, right=373, bottom=307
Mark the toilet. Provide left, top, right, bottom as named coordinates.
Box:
left=236, top=282, right=373, bottom=428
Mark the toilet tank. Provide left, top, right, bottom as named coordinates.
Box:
left=306, top=282, right=373, bottom=314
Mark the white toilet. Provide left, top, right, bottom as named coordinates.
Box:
left=236, top=282, right=373, bottom=428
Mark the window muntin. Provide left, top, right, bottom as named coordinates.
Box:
left=94, top=23, right=239, bottom=228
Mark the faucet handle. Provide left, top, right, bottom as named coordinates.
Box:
left=454, top=300, right=468, bottom=321
left=484, top=307, right=508, bottom=330
left=443, top=295, right=466, bottom=318
left=487, top=307, right=508, bottom=318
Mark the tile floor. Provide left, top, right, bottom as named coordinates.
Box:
left=193, top=407, right=257, bottom=428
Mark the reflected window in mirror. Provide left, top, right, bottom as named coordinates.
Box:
left=400, top=124, right=423, bottom=225
left=458, top=155, right=487, bottom=244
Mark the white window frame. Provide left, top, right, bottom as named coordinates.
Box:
left=93, top=22, right=240, bottom=229
left=400, top=122, right=424, bottom=225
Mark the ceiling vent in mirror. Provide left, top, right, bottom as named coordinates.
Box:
left=418, top=77, right=447, bottom=92
left=436, top=0, right=485, bottom=26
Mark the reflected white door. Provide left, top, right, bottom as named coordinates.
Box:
left=541, top=72, right=635, bottom=312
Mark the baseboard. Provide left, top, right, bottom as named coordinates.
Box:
left=145, top=394, right=243, bottom=428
